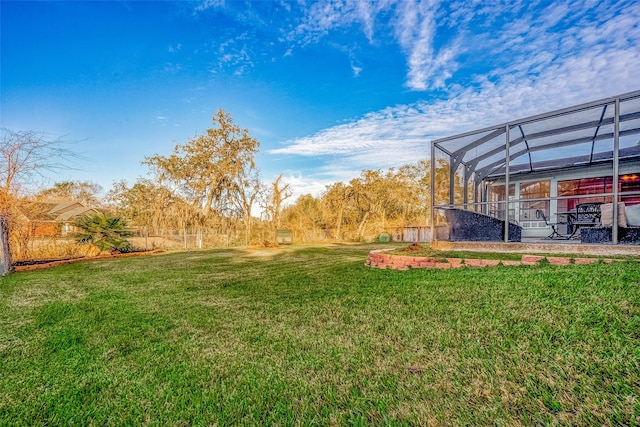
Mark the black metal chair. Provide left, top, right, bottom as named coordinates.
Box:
left=568, top=203, right=602, bottom=237
left=575, top=203, right=602, bottom=224
left=536, top=209, right=566, bottom=239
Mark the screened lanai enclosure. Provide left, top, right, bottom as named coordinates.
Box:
left=430, top=90, right=640, bottom=245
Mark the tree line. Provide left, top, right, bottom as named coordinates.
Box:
left=1, top=110, right=459, bottom=273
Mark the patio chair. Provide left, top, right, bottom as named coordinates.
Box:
left=575, top=203, right=602, bottom=224
left=536, top=209, right=566, bottom=239
left=566, top=203, right=603, bottom=237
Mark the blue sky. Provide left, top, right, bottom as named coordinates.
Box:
left=2, top=0, right=639, bottom=198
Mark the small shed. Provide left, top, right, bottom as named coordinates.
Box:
left=276, top=229, right=292, bottom=244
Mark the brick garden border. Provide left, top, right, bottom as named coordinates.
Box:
left=364, top=249, right=616, bottom=270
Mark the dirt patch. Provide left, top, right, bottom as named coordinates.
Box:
left=402, top=243, right=423, bottom=252
left=245, top=245, right=286, bottom=257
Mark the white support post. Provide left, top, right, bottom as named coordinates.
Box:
left=613, top=98, right=620, bottom=244
left=430, top=142, right=436, bottom=242
left=504, top=125, right=511, bottom=243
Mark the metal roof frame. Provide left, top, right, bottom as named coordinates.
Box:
left=434, top=90, right=640, bottom=181
left=430, top=90, right=640, bottom=244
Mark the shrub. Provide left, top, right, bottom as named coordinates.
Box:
left=74, top=214, right=133, bottom=253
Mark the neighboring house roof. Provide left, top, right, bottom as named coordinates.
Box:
left=20, top=200, right=99, bottom=222
left=49, top=200, right=84, bottom=214
left=56, top=206, right=97, bottom=221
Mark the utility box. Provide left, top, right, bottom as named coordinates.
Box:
left=378, top=233, right=391, bottom=242
left=276, top=229, right=292, bottom=244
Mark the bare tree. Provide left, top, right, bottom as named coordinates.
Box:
left=0, top=129, right=76, bottom=275
left=322, top=182, right=352, bottom=240
left=0, top=129, right=75, bottom=196
left=265, top=173, right=292, bottom=231
left=230, top=168, right=263, bottom=246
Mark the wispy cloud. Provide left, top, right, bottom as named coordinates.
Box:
left=194, top=0, right=459, bottom=89
left=210, top=33, right=254, bottom=75
left=287, top=0, right=461, bottom=90
left=291, top=0, right=394, bottom=45
left=393, top=0, right=458, bottom=90
left=351, top=64, right=363, bottom=77
left=194, top=0, right=224, bottom=13
left=279, top=174, right=335, bottom=200
left=271, top=0, right=640, bottom=190
left=163, top=62, right=183, bottom=74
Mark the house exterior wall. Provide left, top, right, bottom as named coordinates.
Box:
left=32, top=222, right=60, bottom=237
left=486, top=162, right=640, bottom=238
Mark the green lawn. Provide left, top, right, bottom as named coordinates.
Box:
left=1, top=244, right=639, bottom=426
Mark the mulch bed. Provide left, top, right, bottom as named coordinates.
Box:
left=13, top=249, right=164, bottom=272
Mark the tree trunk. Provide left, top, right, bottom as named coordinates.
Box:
left=335, top=207, right=344, bottom=240
left=0, top=216, right=12, bottom=275
left=356, top=212, right=369, bottom=240
left=244, top=203, right=252, bottom=247
left=183, top=227, right=188, bottom=250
